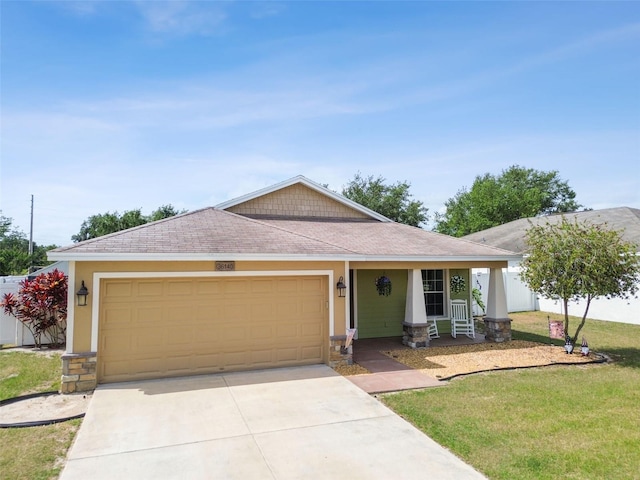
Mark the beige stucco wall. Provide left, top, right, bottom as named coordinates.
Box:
left=71, top=258, right=508, bottom=353
left=71, top=260, right=349, bottom=353
left=226, top=184, right=370, bottom=219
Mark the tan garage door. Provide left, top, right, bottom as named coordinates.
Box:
left=98, top=276, right=327, bottom=383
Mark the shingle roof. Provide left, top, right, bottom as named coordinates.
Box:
left=463, top=207, right=640, bottom=254
left=259, top=218, right=517, bottom=258
left=49, top=208, right=518, bottom=261
left=49, top=208, right=356, bottom=257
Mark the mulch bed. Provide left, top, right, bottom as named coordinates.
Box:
left=333, top=340, right=602, bottom=379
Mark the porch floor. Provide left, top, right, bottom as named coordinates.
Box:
left=347, top=334, right=486, bottom=394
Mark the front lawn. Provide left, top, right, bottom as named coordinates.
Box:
left=382, top=312, right=640, bottom=480
left=0, top=350, right=81, bottom=480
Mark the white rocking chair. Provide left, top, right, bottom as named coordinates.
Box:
left=450, top=299, right=475, bottom=339
left=427, top=317, right=439, bottom=339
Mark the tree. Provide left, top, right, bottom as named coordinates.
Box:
left=342, top=173, right=428, bottom=227
left=434, top=165, right=583, bottom=237
left=0, top=213, right=57, bottom=275
left=520, top=217, right=640, bottom=347
left=72, top=205, right=186, bottom=242
left=1, top=269, right=68, bottom=348
left=149, top=204, right=185, bottom=222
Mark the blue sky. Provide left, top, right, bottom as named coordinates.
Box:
left=1, top=1, right=639, bottom=247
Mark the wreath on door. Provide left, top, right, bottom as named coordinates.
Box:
left=375, top=275, right=392, bottom=296
left=450, top=275, right=466, bottom=294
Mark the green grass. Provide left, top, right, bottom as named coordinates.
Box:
left=0, top=350, right=62, bottom=400
left=1, top=350, right=80, bottom=480
left=382, top=312, right=640, bottom=480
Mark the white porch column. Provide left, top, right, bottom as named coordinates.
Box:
left=404, top=269, right=428, bottom=325
left=484, top=267, right=512, bottom=342
left=403, top=269, right=430, bottom=348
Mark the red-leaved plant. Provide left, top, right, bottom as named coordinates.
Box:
left=1, top=269, right=68, bottom=348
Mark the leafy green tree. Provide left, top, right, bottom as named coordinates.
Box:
left=435, top=165, right=583, bottom=237
left=72, top=205, right=186, bottom=242
left=0, top=213, right=57, bottom=275
left=342, top=173, right=428, bottom=227
left=520, top=217, right=639, bottom=346
left=149, top=204, right=186, bottom=222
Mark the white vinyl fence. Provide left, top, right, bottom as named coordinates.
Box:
left=472, top=270, right=537, bottom=316
left=472, top=268, right=640, bottom=325
left=0, top=276, right=51, bottom=347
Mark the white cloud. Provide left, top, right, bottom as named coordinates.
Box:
left=133, top=0, right=228, bottom=36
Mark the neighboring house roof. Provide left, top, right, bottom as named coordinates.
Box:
left=49, top=176, right=520, bottom=262
left=463, top=207, right=640, bottom=254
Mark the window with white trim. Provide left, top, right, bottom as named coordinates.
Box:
left=422, top=269, right=446, bottom=317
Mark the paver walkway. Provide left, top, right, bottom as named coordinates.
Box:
left=348, top=348, right=443, bottom=393
left=346, top=335, right=485, bottom=394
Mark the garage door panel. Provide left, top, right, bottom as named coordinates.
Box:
left=250, top=349, right=274, bottom=364
left=300, top=323, right=322, bottom=338
left=302, top=277, right=323, bottom=291
left=134, top=357, right=164, bottom=375
left=166, top=355, right=193, bottom=372
left=275, top=324, right=298, bottom=339
left=166, top=327, right=193, bottom=345
left=196, top=280, right=222, bottom=295
left=251, top=279, right=274, bottom=294
left=275, top=347, right=298, bottom=362
left=276, top=301, right=299, bottom=318
left=136, top=306, right=164, bottom=324
left=276, top=279, right=299, bottom=293
left=301, top=345, right=322, bottom=361
left=135, top=331, right=164, bottom=350
left=250, top=302, right=274, bottom=317
left=222, top=303, right=250, bottom=321
left=101, top=332, right=131, bottom=353
left=104, top=281, right=133, bottom=300
left=301, top=299, right=323, bottom=316
left=224, top=280, right=249, bottom=294
left=102, top=360, right=131, bottom=379
left=193, top=353, right=221, bottom=369
left=195, top=304, right=221, bottom=322
left=167, top=280, right=193, bottom=296
left=99, top=276, right=326, bottom=383
left=136, top=281, right=164, bottom=297
left=250, top=325, right=274, bottom=341
left=102, top=307, right=132, bottom=327
left=222, top=351, right=250, bottom=368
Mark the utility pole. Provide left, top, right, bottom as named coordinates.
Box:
left=29, top=194, right=34, bottom=273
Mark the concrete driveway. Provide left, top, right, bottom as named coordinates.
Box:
left=60, top=365, right=486, bottom=480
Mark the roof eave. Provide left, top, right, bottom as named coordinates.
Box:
left=48, top=252, right=522, bottom=263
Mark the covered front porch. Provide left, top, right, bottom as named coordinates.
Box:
left=347, top=266, right=511, bottom=348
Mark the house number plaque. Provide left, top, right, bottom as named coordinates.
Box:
left=215, top=261, right=235, bottom=271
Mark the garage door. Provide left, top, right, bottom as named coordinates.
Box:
left=98, top=276, right=327, bottom=383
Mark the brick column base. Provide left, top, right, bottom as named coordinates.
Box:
left=402, top=322, right=429, bottom=348
left=329, top=335, right=353, bottom=367
left=61, top=352, right=97, bottom=394
left=483, top=318, right=512, bottom=343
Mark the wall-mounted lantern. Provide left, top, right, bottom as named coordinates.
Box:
left=336, top=276, right=347, bottom=298
left=76, top=281, right=89, bottom=307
